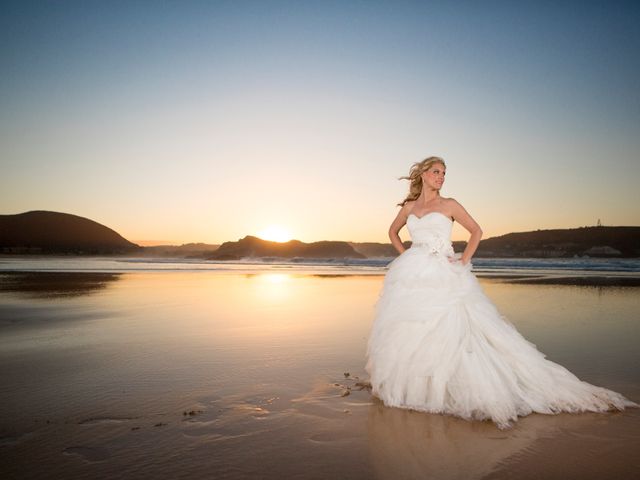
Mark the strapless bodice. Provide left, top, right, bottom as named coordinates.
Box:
left=406, top=212, right=454, bottom=257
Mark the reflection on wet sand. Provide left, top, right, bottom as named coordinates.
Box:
left=0, top=272, right=122, bottom=298
left=368, top=400, right=534, bottom=480
left=367, top=399, right=639, bottom=480
left=0, top=271, right=638, bottom=479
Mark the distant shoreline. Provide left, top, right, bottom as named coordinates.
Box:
left=477, top=273, right=640, bottom=287
left=1, top=265, right=639, bottom=287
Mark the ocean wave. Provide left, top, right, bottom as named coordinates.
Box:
left=0, top=256, right=638, bottom=274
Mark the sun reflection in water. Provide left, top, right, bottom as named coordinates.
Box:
left=253, top=273, right=293, bottom=304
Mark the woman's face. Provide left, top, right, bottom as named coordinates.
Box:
left=422, top=163, right=446, bottom=191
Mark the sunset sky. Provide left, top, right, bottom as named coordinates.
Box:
left=1, top=1, right=639, bottom=244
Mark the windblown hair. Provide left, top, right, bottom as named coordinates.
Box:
left=397, top=156, right=446, bottom=206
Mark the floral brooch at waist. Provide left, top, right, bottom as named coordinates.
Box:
left=411, top=233, right=454, bottom=256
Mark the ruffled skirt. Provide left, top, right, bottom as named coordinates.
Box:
left=365, top=248, right=638, bottom=429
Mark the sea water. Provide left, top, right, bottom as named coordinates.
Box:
left=0, top=269, right=638, bottom=479
left=0, top=256, right=638, bottom=275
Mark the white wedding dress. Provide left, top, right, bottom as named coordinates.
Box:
left=366, top=212, right=638, bottom=429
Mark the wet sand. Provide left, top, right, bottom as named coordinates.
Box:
left=0, top=271, right=639, bottom=479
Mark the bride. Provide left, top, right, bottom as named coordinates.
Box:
left=365, top=156, right=638, bottom=429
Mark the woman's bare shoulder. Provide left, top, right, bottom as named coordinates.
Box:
left=440, top=197, right=459, bottom=206
left=441, top=197, right=465, bottom=215
left=401, top=200, right=416, bottom=212
left=395, top=201, right=414, bottom=221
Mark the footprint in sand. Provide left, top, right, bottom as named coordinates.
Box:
left=78, top=416, right=136, bottom=425
left=62, top=446, right=111, bottom=462
left=0, top=432, right=34, bottom=446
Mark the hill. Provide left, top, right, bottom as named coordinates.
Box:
left=209, top=235, right=365, bottom=260
left=2, top=211, right=637, bottom=259
left=350, top=227, right=640, bottom=258
left=475, top=226, right=640, bottom=258
left=0, top=211, right=140, bottom=254
left=138, top=243, right=220, bottom=258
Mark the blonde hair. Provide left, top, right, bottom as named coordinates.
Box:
left=397, top=156, right=446, bottom=206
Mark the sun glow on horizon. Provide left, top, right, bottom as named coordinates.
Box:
left=257, top=225, right=292, bottom=243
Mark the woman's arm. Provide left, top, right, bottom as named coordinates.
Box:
left=450, top=199, right=483, bottom=264
left=388, top=203, right=412, bottom=255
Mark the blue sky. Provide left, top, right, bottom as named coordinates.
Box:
left=1, top=1, right=639, bottom=243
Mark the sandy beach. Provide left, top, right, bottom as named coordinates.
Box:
left=1, top=270, right=639, bottom=479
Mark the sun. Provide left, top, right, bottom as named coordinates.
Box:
left=257, top=225, right=292, bottom=243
